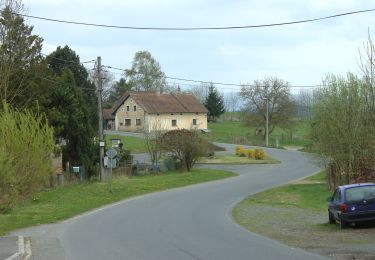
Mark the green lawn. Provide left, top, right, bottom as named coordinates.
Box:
left=198, top=155, right=280, bottom=164
left=0, top=169, right=234, bottom=235
left=233, top=171, right=329, bottom=213
left=208, top=119, right=311, bottom=148
left=105, top=134, right=147, bottom=153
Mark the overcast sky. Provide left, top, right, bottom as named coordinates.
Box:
left=22, top=0, right=375, bottom=93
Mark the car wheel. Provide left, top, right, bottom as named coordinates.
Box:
left=328, top=211, right=336, bottom=224
left=340, top=219, right=347, bottom=229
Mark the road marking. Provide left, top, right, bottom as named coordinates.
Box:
left=4, top=236, right=25, bottom=260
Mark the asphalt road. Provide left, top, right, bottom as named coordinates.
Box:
left=13, top=145, right=326, bottom=260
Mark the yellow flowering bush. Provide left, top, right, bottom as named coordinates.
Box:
left=254, top=149, right=266, bottom=160
left=238, top=148, right=247, bottom=157
left=235, top=145, right=244, bottom=155
left=247, top=149, right=255, bottom=159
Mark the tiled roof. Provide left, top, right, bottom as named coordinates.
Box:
left=102, top=108, right=115, bottom=119
left=112, top=91, right=208, bottom=114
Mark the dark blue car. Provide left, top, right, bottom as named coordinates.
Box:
left=328, top=183, right=375, bottom=228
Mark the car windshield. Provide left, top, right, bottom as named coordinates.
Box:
left=345, top=186, right=375, bottom=203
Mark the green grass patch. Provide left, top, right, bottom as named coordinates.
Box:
left=0, top=169, right=234, bottom=235
left=208, top=120, right=311, bottom=148
left=305, top=170, right=326, bottom=182
left=105, top=134, right=147, bottom=153
left=235, top=171, right=330, bottom=212
left=198, top=155, right=280, bottom=164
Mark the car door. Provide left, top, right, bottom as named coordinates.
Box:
left=329, top=188, right=341, bottom=219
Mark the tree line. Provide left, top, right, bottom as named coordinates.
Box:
left=0, top=0, right=98, bottom=211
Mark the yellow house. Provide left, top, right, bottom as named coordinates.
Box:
left=106, top=91, right=208, bottom=132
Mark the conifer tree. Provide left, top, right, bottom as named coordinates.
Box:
left=204, top=84, right=225, bottom=122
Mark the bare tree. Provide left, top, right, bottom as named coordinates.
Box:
left=143, top=119, right=167, bottom=170
left=295, top=89, right=315, bottom=120
left=188, top=83, right=209, bottom=104
left=359, top=30, right=375, bottom=86
left=358, top=30, right=375, bottom=121
left=224, top=92, right=240, bottom=121
left=164, top=82, right=181, bottom=93
left=240, top=77, right=296, bottom=139
left=89, top=68, right=114, bottom=104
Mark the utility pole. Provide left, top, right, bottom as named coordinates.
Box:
left=97, top=56, right=105, bottom=181
left=263, top=97, right=269, bottom=147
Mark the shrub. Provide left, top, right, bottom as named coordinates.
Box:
left=254, top=149, right=266, bottom=160
left=235, top=145, right=244, bottom=155
left=247, top=149, right=255, bottom=159
left=117, top=149, right=133, bottom=165
left=0, top=104, right=54, bottom=212
left=238, top=148, right=247, bottom=157
left=160, top=129, right=208, bottom=171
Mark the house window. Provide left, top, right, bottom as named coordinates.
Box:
left=126, top=106, right=130, bottom=111
left=134, top=105, right=137, bottom=111
left=192, top=119, right=197, bottom=125
left=172, top=119, right=177, bottom=127
left=136, top=119, right=141, bottom=126
left=120, top=122, right=123, bottom=126
left=125, top=119, right=131, bottom=126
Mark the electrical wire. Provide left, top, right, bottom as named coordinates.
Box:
left=41, top=52, right=96, bottom=65
left=103, top=65, right=326, bottom=89
left=8, top=8, right=375, bottom=31
left=32, top=56, right=326, bottom=91
left=2, top=8, right=366, bottom=89
left=40, top=76, right=97, bottom=91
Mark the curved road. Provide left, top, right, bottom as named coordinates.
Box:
left=14, top=145, right=326, bottom=260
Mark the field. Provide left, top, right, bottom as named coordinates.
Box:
left=208, top=119, right=310, bottom=148
left=105, top=117, right=311, bottom=151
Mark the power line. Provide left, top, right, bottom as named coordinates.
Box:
left=103, top=65, right=325, bottom=89
left=9, top=8, right=375, bottom=31
left=40, top=60, right=326, bottom=90
left=39, top=76, right=97, bottom=91
left=41, top=52, right=96, bottom=65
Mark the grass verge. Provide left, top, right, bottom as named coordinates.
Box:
left=233, top=171, right=329, bottom=212
left=198, top=155, right=280, bottom=164
left=232, top=171, right=375, bottom=259
left=0, top=169, right=234, bottom=235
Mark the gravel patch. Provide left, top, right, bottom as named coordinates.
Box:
left=233, top=203, right=375, bottom=259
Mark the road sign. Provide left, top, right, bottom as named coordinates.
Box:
left=105, top=148, right=117, bottom=193
left=106, top=147, right=117, bottom=159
